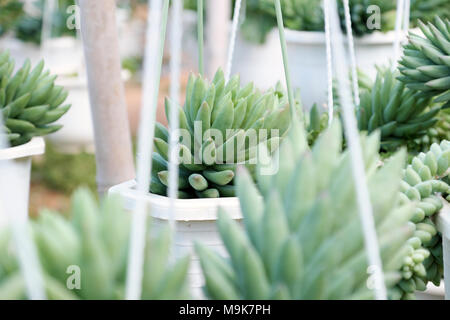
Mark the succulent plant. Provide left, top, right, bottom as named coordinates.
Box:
left=0, top=51, right=71, bottom=146
left=407, top=108, right=450, bottom=152
left=150, top=69, right=292, bottom=199
left=0, top=189, right=190, bottom=300
left=398, top=17, right=450, bottom=108
left=196, top=118, right=415, bottom=299
left=356, top=67, right=442, bottom=152
left=393, top=140, right=449, bottom=299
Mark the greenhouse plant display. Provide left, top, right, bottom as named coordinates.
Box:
left=0, top=51, right=70, bottom=226
left=0, top=189, right=190, bottom=299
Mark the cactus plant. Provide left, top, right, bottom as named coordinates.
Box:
left=0, top=51, right=71, bottom=146
left=0, top=189, right=190, bottom=300
left=398, top=17, right=450, bottom=108
left=150, top=69, right=292, bottom=198
left=196, top=118, right=415, bottom=299
left=394, top=140, right=450, bottom=298
left=356, top=67, right=442, bottom=152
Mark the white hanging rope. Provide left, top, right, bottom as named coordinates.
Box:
left=393, top=0, right=405, bottom=69
left=225, top=0, right=243, bottom=82
left=168, top=0, right=183, bottom=237
left=323, top=0, right=334, bottom=125
left=342, top=0, right=360, bottom=108
left=403, top=0, right=411, bottom=35
left=328, top=0, right=387, bottom=300
left=125, top=0, right=170, bottom=300
left=0, top=103, right=46, bottom=300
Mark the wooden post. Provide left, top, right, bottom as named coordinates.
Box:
left=205, top=0, right=230, bottom=78
left=77, top=0, right=135, bottom=194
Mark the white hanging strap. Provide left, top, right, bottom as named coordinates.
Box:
left=225, top=0, right=243, bottom=82
left=0, top=105, right=46, bottom=300
left=342, top=0, right=360, bottom=108
left=125, top=0, right=170, bottom=300
left=402, top=0, right=411, bottom=37
left=168, top=0, right=183, bottom=236
left=393, top=0, right=405, bottom=69
left=323, top=0, right=334, bottom=125
left=328, top=0, right=387, bottom=300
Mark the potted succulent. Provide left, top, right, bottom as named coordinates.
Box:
left=232, top=0, right=450, bottom=107
left=196, top=118, right=418, bottom=299
left=110, top=68, right=294, bottom=297
left=0, top=189, right=190, bottom=299
left=0, top=51, right=70, bottom=226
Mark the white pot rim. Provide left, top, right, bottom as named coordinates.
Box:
left=285, top=28, right=419, bottom=45
left=0, top=137, right=45, bottom=161
left=109, top=180, right=242, bottom=221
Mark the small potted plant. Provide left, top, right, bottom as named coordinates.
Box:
left=110, top=68, right=293, bottom=297
left=0, top=51, right=70, bottom=226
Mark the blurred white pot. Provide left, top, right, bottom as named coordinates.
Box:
left=0, top=36, right=41, bottom=69
left=285, top=29, right=410, bottom=108
left=233, top=29, right=285, bottom=90
left=47, top=75, right=95, bottom=153
left=109, top=180, right=243, bottom=300
left=0, top=138, right=45, bottom=227
left=40, top=36, right=83, bottom=76
left=415, top=282, right=445, bottom=300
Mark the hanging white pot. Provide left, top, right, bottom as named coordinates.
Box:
left=46, top=75, right=95, bottom=153
left=232, top=28, right=285, bottom=91
left=0, top=137, right=45, bottom=227
left=285, top=29, right=411, bottom=108
left=109, top=180, right=243, bottom=299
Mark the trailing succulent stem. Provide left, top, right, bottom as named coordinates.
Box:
left=0, top=51, right=71, bottom=146
left=393, top=140, right=450, bottom=299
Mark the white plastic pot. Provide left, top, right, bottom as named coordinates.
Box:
left=40, top=37, right=83, bottom=76
left=47, top=75, right=95, bottom=153
left=232, top=29, right=285, bottom=90
left=0, top=138, right=45, bottom=227
left=109, top=180, right=243, bottom=299
left=285, top=29, right=409, bottom=108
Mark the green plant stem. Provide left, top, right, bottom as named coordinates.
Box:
left=274, top=0, right=300, bottom=121
left=197, top=0, right=204, bottom=76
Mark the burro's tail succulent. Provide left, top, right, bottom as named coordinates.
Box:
left=151, top=68, right=292, bottom=199
left=0, top=189, right=190, bottom=300
left=196, top=118, right=415, bottom=300
left=356, top=67, right=441, bottom=152
left=394, top=140, right=450, bottom=299
left=398, top=17, right=450, bottom=107
left=0, top=51, right=71, bottom=146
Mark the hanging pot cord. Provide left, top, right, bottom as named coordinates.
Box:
left=343, top=0, right=360, bottom=108
left=225, top=0, right=243, bottom=82
left=125, top=0, right=170, bottom=300
left=324, top=0, right=334, bottom=125
left=167, top=0, right=183, bottom=251
left=328, top=0, right=387, bottom=300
